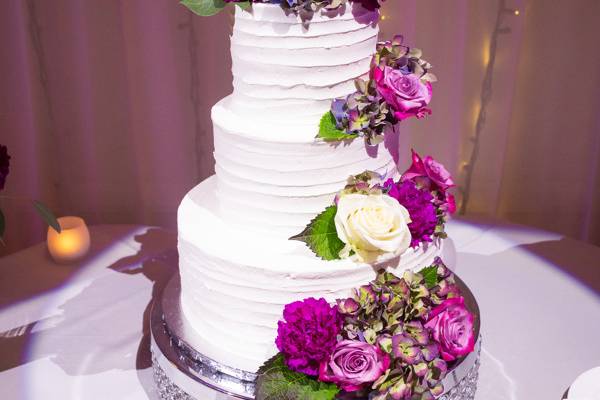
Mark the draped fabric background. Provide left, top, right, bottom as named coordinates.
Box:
left=1, top=0, right=599, bottom=256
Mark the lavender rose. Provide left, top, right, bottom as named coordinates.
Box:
left=425, top=297, right=475, bottom=361
left=373, top=66, right=432, bottom=121
left=319, top=340, right=390, bottom=392
left=0, top=145, right=10, bottom=191
left=275, top=297, right=341, bottom=376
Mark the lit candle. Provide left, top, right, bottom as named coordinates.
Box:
left=47, top=216, right=90, bottom=263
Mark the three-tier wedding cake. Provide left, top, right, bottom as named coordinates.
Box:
left=168, top=1, right=480, bottom=399
left=178, top=3, right=444, bottom=373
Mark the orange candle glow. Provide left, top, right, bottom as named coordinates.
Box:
left=47, top=216, right=90, bottom=263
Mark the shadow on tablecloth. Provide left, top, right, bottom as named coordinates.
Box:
left=0, top=226, right=177, bottom=392
left=455, top=237, right=600, bottom=399
left=520, top=238, right=600, bottom=296
left=107, top=228, right=178, bottom=369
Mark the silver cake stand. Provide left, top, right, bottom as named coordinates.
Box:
left=151, top=275, right=481, bottom=400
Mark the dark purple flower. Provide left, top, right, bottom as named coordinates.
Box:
left=275, top=297, right=341, bottom=376
left=355, top=0, right=383, bottom=11
left=0, top=145, right=10, bottom=191
left=384, top=179, right=437, bottom=247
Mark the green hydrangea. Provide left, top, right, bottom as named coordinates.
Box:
left=337, top=257, right=460, bottom=399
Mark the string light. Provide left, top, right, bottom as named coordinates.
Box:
left=380, top=14, right=387, bottom=21
left=459, top=0, right=519, bottom=214
left=481, top=38, right=490, bottom=67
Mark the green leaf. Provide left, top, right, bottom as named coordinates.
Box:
left=289, top=205, right=345, bottom=261
left=317, top=112, right=358, bottom=142
left=32, top=200, right=61, bottom=234
left=420, top=265, right=439, bottom=288
left=180, top=0, right=226, bottom=16
left=0, top=207, right=5, bottom=245
left=236, top=1, right=251, bottom=10
left=256, top=353, right=339, bottom=400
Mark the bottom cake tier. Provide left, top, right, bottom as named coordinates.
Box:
left=178, top=176, right=451, bottom=373
left=151, top=275, right=480, bottom=400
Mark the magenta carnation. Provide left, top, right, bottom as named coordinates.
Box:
left=275, top=297, right=341, bottom=376
left=0, top=145, right=10, bottom=191
left=384, top=179, right=437, bottom=247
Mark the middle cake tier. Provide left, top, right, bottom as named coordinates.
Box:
left=212, top=98, right=400, bottom=236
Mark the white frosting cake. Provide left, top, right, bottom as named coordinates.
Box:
left=177, top=3, right=445, bottom=373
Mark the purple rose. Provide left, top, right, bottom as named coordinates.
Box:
left=318, top=340, right=390, bottom=392
left=373, top=66, right=432, bottom=121
left=275, top=297, right=341, bottom=376
left=425, top=297, right=475, bottom=361
left=0, top=145, right=10, bottom=191
left=401, top=149, right=455, bottom=192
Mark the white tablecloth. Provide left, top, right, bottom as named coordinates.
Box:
left=1, top=220, right=599, bottom=399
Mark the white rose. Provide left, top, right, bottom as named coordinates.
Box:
left=334, top=193, right=412, bottom=262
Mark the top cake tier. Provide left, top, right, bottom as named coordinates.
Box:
left=224, top=3, right=379, bottom=139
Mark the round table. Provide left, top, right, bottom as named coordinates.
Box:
left=0, top=220, right=599, bottom=399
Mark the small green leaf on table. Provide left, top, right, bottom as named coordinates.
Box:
left=32, top=200, right=61, bottom=234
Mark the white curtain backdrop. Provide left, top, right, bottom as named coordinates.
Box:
left=1, top=0, right=599, bottom=256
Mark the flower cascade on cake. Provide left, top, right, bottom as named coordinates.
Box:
left=319, top=36, right=437, bottom=145
left=181, top=0, right=385, bottom=19
left=255, top=258, right=476, bottom=400
left=291, top=150, right=455, bottom=262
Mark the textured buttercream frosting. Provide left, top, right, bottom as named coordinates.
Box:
left=213, top=3, right=391, bottom=232
left=178, top=3, right=444, bottom=373
left=178, top=177, right=444, bottom=372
